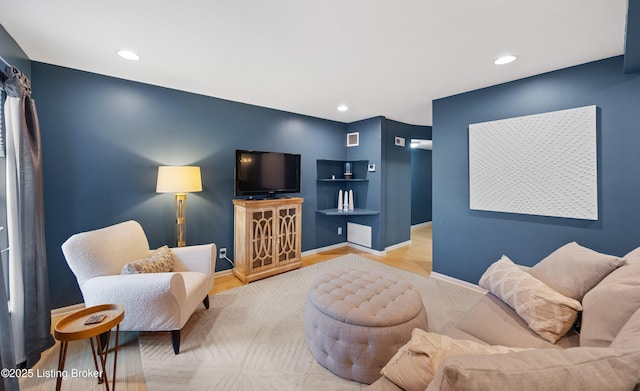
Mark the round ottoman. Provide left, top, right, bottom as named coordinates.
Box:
left=304, top=269, right=429, bottom=384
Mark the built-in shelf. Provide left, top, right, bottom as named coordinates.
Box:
left=316, top=208, right=379, bottom=216
left=317, top=159, right=369, bottom=163
left=316, top=158, right=379, bottom=216
left=317, top=179, right=369, bottom=182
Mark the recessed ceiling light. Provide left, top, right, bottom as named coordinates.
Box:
left=337, top=105, right=349, bottom=112
left=494, top=55, right=517, bottom=65
left=117, top=50, right=140, bottom=61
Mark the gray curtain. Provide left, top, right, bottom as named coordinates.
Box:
left=0, top=257, right=16, bottom=391
left=0, top=65, right=18, bottom=391
left=1, top=65, right=54, bottom=388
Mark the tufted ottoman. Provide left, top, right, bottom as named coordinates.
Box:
left=304, top=269, right=429, bottom=384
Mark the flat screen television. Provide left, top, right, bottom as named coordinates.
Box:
left=235, top=150, right=301, bottom=197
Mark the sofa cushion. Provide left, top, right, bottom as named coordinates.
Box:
left=454, top=293, right=579, bottom=349
left=580, top=248, right=640, bottom=347
left=426, top=346, right=640, bottom=391
left=611, top=308, right=640, bottom=351
left=121, top=245, right=175, bottom=274
left=381, top=329, right=524, bottom=391
left=529, top=242, right=624, bottom=301
left=443, top=328, right=487, bottom=345
left=479, top=256, right=582, bottom=343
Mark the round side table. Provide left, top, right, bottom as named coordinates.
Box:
left=54, top=304, right=124, bottom=391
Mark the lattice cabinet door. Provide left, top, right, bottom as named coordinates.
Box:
left=233, top=197, right=304, bottom=283
left=276, top=205, right=300, bottom=266
left=248, top=207, right=276, bottom=274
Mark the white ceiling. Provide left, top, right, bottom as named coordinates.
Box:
left=0, top=0, right=628, bottom=126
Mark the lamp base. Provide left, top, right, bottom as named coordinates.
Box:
left=175, top=193, right=187, bottom=247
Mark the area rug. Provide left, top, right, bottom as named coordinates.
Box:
left=138, top=254, right=484, bottom=390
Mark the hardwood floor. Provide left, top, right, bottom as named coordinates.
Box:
left=22, top=224, right=432, bottom=391
left=213, top=224, right=432, bottom=294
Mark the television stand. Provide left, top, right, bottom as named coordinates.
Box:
left=232, top=197, right=304, bottom=283
left=246, top=194, right=289, bottom=200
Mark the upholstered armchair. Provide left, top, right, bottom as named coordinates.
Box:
left=61, top=220, right=215, bottom=354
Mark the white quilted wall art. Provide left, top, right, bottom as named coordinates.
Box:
left=469, top=105, right=597, bottom=220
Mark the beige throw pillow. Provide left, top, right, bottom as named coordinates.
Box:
left=479, top=256, right=582, bottom=343
left=529, top=242, right=625, bottom=301
left=121, top=245, right=175, bottom=274
left=581, top=248, right=640, bottom=347
left=381, top=329, right=524, bottom=391
left=380, top=339, right=431, bottom=391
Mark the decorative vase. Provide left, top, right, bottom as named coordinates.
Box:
left=344, top=162, right=353, bottom=179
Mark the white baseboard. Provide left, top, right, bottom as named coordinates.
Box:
left=385, top=240, right=411, bottom=252
left=430, top=271, right=487, bottom=294
left=303, top=241, right=388, bottom=257
left=214, top=269, right=233, bottom=278
left=411, top=221, right=432, bottom=230
left=301, top=242, right=348, bottom=257
left=347, top=242, right=386, bottom=256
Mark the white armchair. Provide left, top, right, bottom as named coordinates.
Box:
left=61, top=220, right=215, bottom=354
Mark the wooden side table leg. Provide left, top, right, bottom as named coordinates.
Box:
left=56, top=341, right=68, bottom=391
left=95, top=333, right=112, bottom=391
left=89, top=337, right=104, bottom=384
left=112, top=325, right=120, bottom=390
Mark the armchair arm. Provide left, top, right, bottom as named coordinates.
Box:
left=80, top=273, right=187, bottom=331
left=171, top=243, right=216, bottom=275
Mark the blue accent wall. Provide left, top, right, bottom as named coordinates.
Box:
left=432, top=56, right=640, bottom=284
left=411, top=147, right=432, bottom=225
left=346, top=117, right=384, bottom=250
left=315, top=117, right=430, bottom=252
left=384, top=120, right=431, bottom=244
left=338, top=117, right=431, bottom=251
left=30, top=62, right=347, bottom=308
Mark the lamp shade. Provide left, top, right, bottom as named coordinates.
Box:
left=156, top=166, right=203, bottom=193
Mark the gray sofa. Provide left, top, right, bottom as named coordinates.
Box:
left=367, top=243, right=640, bottom=391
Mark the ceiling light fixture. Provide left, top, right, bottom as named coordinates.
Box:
left=494, top=55, right=517, bottom=65
left=337, top=105, right=349, bottom=112
left=117, top=50, right=140, bottom=61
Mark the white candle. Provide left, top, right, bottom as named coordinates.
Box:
left=348, top=189, right=354, bottom=210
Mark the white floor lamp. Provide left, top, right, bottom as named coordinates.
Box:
left=156, top=166, right=203, bottom=247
